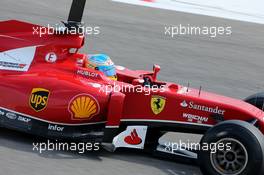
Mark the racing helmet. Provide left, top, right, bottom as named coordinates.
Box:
left=85, top=54, right=117, bottom=80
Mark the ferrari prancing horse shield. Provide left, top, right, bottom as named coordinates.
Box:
left=151, top=95, right=166, bottom=115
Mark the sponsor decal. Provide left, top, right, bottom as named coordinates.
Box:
left=0, top=108, right=31, bottom=124
left=180, top=100, right=188, bottom=108
left=180, top=101, right=225, bottom=115
left=5, top=112, right=17, bottom=120
left=151, top=95, right=166, bottom=115
left=0, top=46, right=36, bottom=72
left=45, top=52, right=57, bottom=63
left=76, top=58, right=84, bottom=67
left=68, top=94, right=100, bottom=120
left=113, top=126, right=147, bottom=149
left=17, top=116, right=31, bottom=123
left=29, top=88, right=50, bottom=112
left=0, top=61, right=27, bottom=69
left=124, top=129, right=142, bottom=145
left=182, top=113, right=209, bottom=124
left=48, top=124, right=64, bottom=132
left=77, top=69, right=99, bottom=78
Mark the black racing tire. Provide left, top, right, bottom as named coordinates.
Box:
left=198, top=120, right=264, bottom=175
left=245, top=92, right=264, bottom=111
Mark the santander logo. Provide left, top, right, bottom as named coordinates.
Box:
left=180, top=100, right=225, bottom=115
left=124, top=129, right=142, bottom=145
left=180, top=100, right=188, bottom=108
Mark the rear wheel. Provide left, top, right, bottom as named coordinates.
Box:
left=198, top=120, right=264, bottom=175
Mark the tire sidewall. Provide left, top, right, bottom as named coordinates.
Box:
left=198, top=121, right=264, bottom=175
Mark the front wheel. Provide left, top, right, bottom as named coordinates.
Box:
left=198, top=120, right=264, bottom=175
left=245, top=92, right=264, bottom=110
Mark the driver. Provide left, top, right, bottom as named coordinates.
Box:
left=85, top=54, right=117, bottom=80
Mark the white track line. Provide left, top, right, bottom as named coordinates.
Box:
left=112, top=0, right=264, bottom=24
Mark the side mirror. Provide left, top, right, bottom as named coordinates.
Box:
left=152, top=64, right=160, bottom=81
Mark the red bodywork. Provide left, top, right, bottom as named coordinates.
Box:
left=0, top=20, right=264, bottom=136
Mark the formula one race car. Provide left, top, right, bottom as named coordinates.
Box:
left=0, top=1, right=263, bottom=175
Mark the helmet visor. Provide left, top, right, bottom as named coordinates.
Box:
left=97, top=65, right=116, bottom=77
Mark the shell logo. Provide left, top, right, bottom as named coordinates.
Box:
left=68, top=94, right=100, bottom=120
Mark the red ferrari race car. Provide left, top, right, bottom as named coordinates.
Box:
left=0, top=1, right=263, bottom=175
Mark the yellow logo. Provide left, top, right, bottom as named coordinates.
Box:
left=69, top=94, right=99, bottom=120
left=151, top=95, right=166, bottom=115
left=29, top=88, right=50, bottom=112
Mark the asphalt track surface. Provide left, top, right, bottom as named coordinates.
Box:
left=0, top=0, right=264, bottom=175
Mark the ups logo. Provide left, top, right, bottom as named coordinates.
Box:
left=29, top=88, right=50, bottom=112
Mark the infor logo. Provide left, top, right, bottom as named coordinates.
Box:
left=29, top=88, right=50, bottom=112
